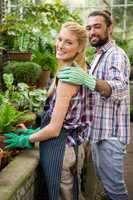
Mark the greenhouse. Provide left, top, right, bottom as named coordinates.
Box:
left=0, top=0, right=133, bottom=200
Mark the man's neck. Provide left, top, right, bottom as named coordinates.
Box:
left=96, top=39, right=111, bottom=52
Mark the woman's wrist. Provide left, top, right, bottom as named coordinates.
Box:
left=29, top=134, right=36, bottom=143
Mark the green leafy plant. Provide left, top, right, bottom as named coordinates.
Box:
left=0, top=102, right=31, bottom=133
left=15, top=82, right=47, bottom=113
left=0, top=93, right=5, bottom=105
left=28, top=88, right=47, bottom=113
left=85, top=46, right=95, bottom=64
left=2, top=73, right=47, bottom=114
left=32, top=41, right=57, bottom=77
left=4, top=61, right=42, bottom=86
left=32, top=51, right=57, bottom=75
left=0, top=2, right=81, bottom=52
left=113, top=35, right=133, bottom=65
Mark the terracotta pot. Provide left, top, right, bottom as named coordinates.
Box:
left=8, top=51, right=32, bottom=61
left=0, top=128, right=16, bottom=149
left=0, top=148, right=12, bottom=171
left=37, top=69, right=50, bottom=88
left=0, top=149, right=3, bottom=168
left=0, top=134, right=6, bottom=149
left=20, top=112, right=37, bottom=127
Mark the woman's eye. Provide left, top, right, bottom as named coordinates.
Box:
left=66, top=41, right=72, bottom=45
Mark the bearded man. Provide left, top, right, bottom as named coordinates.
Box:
left=58, top=11, right=130, bottom=200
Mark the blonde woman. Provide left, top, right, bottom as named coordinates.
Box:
left=5, top=22, right=90, bottom=200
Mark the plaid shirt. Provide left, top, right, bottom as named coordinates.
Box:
left=87, top=41, right=130, bottom=144
left=48, top=84, right=91, bottom=146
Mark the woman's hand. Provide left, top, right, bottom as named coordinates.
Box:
left=14, top=127, right=41, bottom=135
left=4, top=133, right=33, bottom=149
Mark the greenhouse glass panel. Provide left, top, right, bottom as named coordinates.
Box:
left=112, top=7, right=124, bottom=29
left=113, top=0, right=125, bottom=4
left=127, top=6, right=133, bottom=31
left=128, top=0, right=133, bottom=3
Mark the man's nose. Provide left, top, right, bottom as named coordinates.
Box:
left=89, top=27, right=96, bottom=35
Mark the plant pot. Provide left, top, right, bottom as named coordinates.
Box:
left=7, top=51, right=32, bottom=61
left=0, top=128, right=16, bottom=149
left=0, top=148, right=12, bottom=171
left=0, top=134, right=23, bottom=171
left=0, top=134, right=6, bottom=149
left=37, top=69, right=50, bottom=88
left=0, top=149, right=4, bottom=170
left=21, top=112, right=37, bottom=126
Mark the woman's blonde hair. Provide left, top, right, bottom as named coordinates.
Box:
left=58, top=21, right=88, bottom=71
left=48, top=22, right=88, bottom=97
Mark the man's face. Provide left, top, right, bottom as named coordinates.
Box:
left=86, top=15, right=111, bottom=48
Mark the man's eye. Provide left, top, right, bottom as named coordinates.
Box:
left=95, top=25, right=101, bottom=28
left=86, top=26, right=91, bottom=31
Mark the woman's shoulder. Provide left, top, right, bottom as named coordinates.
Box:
left=56, top=80, right=78, bottom=97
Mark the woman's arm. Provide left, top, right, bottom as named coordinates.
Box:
left=29, top=81, right=78, bottom=143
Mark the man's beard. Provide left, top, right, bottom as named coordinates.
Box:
left=89, top=36, right=109, bottom=48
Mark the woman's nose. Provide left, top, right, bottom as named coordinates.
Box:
left=58, top=41, right=65, bottom=49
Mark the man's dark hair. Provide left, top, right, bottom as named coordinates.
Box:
left=102, top=10, right=111, bottom=17
left=88, top=11, right=112, bottom=27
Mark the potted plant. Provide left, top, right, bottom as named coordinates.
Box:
left=33, top=51, right=57, bottom=88
left=0, top=148, right=12, bottom=171
left=32, top=41, right=57, bottom=88
left=0, top=101, right=30, bottom=171
left=13, top=82, right=47, bottom=114
left=0, top=2, right=81, bottom=61
left=0, top=101, right=36, bottom=148
left=0, top=12, right=33, bottom=61
left=3, top=61, right=42, bottom=87
left=2, top=73, right=47, bottom=114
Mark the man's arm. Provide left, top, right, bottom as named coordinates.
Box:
left=105, top=51, right=130, bottom=100
left=96, top=79, right=112, bottom=97
left=58, top=66, right=111, bottom=97
left=58, top=51, right=130, bottom=99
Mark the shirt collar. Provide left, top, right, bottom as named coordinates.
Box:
left=95, top=40, right=114, bottom=54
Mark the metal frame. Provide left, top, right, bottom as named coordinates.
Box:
left=1, top=0, right=133, bottom=39
left=68, top=0, right=133, bottom=40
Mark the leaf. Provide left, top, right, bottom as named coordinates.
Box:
left=0, top=102, right=24, bottom=132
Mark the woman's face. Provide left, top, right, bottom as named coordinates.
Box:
left=56, top=28, right=81, bottom=63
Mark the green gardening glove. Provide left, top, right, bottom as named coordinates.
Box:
left=58, top=66, right=96, bottom=91
left=4, top=133, right=33, bottom=149
left=14, top=127, right=41, bottom=135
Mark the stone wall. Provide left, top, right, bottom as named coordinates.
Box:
left=0, top=146, right=43, bottom=200
left=0, top=143, right=97, bottom=200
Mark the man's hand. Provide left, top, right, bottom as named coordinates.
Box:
left=58, top=66, right=96, bottom=91
left=4, top=133, right=33, bottom=149
left=15, top=127, right=41, bottom=135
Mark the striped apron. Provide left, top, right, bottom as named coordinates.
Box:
left=39, top=112, right=79, bottom=200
